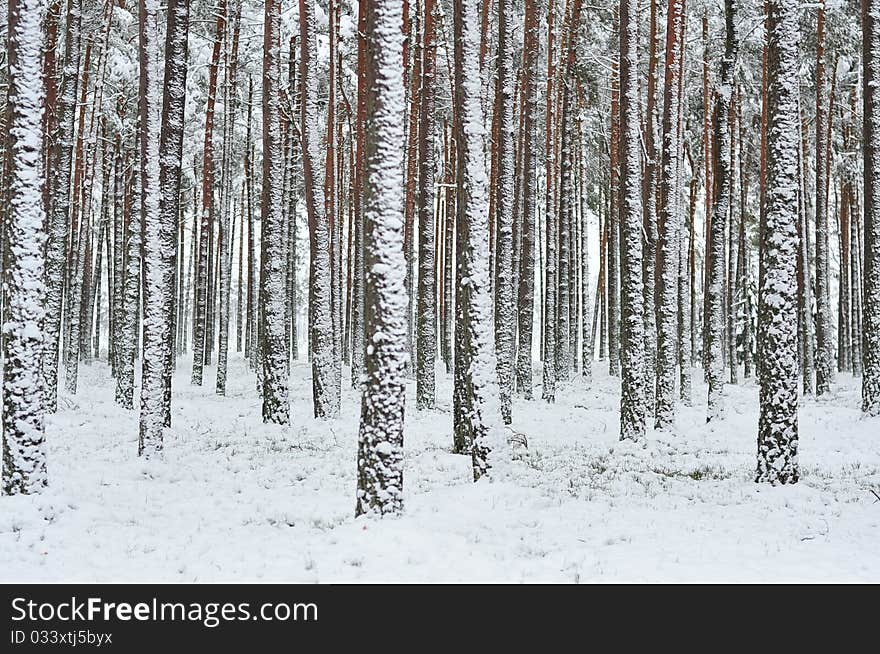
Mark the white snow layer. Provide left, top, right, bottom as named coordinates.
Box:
left=1, top=354, right=878, bottom=582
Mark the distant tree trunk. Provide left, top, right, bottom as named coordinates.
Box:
left=655, top=0, right=685, bottom=430
left=3, top=0, right=48, bottom=495
left=608, top=48, right=621, bottom=377
left=452, top=0, right=506, bottom=479
left=300, top=0, right=340, bottom=418
left=416, top=0, right=438, bottom=410
left=797, top=99, right=815, bottom=394
left=43, top=0, right=80, bottom=411
left=515, top=0, right=539, bottom=399
left=259, top=0, right=289, bottom=423
left=863, top=0, right=880, bottom=416
left=706, top=0, right=737, bottom=423
left=116, top=155, right=141, bottom=410
left=217, top=3, right=239, bottom=396
left=350, top=0, right=367, bottom=388
left=756, top=0, right=799, bottom=484
left=542, top=0, right=558, bottom=403
left=192, top=0, right=226, bottom=386
left=493, top=0, right=516, bottom=423
left=355, top=0, right=406, bottom=517
left=642, top=0, right=661, bottom=420
left=814, top=4, right=834, bottom=395
left=618, top=0, right=646, bottom=441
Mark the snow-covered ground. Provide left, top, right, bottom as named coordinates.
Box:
left=2, top=355, right=878, bottom=582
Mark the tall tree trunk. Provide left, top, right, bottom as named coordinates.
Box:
left=655, top=0, right=686, bottom=430
left=493, top=0, right=517, bottom=423
left=259, top=0, right=289, bottom=423
left=814, top=4, right=835, bottom=395
left=452, top=0, right=506, bottom=479
left=355, top=0, right=407, bottom=516
left=43, top=0, right=80, bottom=411
left=756, top=0, right=800, bottom=484
left=863, top=0, right=880, bottom=416
left=300, top=0, right=340, bottom=418
left=3, top=0, right=48, bottom=495
left=618, top=0, right=646, bottom=441
left=706, top=0, right=737, bottom=423
left=515, top=0, right=539, bottom=399
left=416, top=0, right=438, bottom=410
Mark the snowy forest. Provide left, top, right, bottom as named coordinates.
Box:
left=1, top=0, right=879, bottom=582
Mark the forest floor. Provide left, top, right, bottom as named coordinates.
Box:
left=3, top=354, right=879, bottom=582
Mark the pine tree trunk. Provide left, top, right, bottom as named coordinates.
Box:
left=192, top=0, right=226, bottom=385
left=655, top=0, right=685, bottom=430
left=137, top=0, right=167, bottom=457
left=706, top=0, right=737, bottom=423
left=814, top=5, right=835, bottom=395
left=3, top=0, right=48, bottom=495
left=452, top=0, right=506, bottom=479
left=355, top=0, right=407, bottom=517
left=43, top=0, right=80, bottom=411
left=756, top=0, right=800, bottom=484
left=300, top=0, right=340, bottom=418
left=863, top=0, right=880, bottom=415
left=259, top=0, right=289, bottom=423
left=618, top=0, right=646, bottom=441
left=416, top=0, right=438, bottom=410
left=515, top=0, right=539, bottom=399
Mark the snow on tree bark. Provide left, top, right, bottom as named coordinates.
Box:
left=515, top=0, right=539, bottom=400
left=452, top=0, right=507, bottom=479
left=3, top=0, right=48, bottom=495
left=814, top=4, right=835, bottom=396
left=355, top=0, right=407, bottom=517
left=157, top=0, right=190, bottom=418
left=116, top=155, right=141, bottom=410
left=706, top=0, right=737, bottom=423
left=756, top=0, right=800, bottom=485
left=655, top=0, right=685, bottom=430
left=42, top=0, right=80, bottom=413
left=137, top=0, right=167, bottom=458
left=863, top=0, right=880, bottom=416
left=416, top=0, right=438, bottom=411
left=300, top=0, right=340, bottom=419
left=259, top=0, right=289, bottom=424
left=493, top=0, right=516, bottom=423
left=618, top=0, right=646, bottom=441
left=542, top=0, right=558, bottom=403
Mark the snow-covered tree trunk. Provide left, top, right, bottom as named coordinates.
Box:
left=3, top=0, right=48, bottom=495
left=259, top=0, right=289, bottom=424
left=756, top=0, right=800, bottom=485
left=493, top=0, right=516, bottom=423
left=618, top=0, right=646, bottom=441
left=42, top=0, right=80, bottom=412
left=158, top=0, right=190, bottom=417
left=350, top=0, right=367, bottom=389
left=863, top=0, right=880, bottom=416
left=137, top=0, right=166, bottom=458
left=608, top=48, right=621, bottom=378
left=452, top=0, right=506, bottom=479
left=355, top=0, right=407, bottom=517
left=814, top=5, right=834, bottom=396
left=217, top=4, right=240, bottom=397
left=416, top=0, right=438, bottom=411
left=542, top=0, right=558, bottom=403
left=655, top=0, right=685, bottom=430
left=706, top=0, right=737, bottom=423
left=642, top=0, right=661, bottom=420
left=191, top=0, right=226, bottom=386
left=116, top=157, right=141, bottom=410
left=300, top=0, right=340, bottom=419
left=515, top=0, right=539, bottom=400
